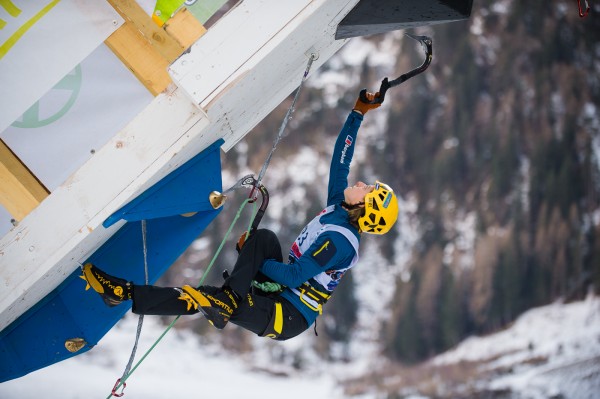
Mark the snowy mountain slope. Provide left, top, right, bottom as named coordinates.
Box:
left=340, top=295, right=600, bottom=398
left=433, top=294, right=600, bottom=399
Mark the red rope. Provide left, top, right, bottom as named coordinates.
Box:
left=578, top=0, right=591, bottom=18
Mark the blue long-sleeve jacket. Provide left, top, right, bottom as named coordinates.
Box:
left=260, top=111, right=363, bottom=325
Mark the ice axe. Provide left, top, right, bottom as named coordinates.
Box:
left=359, top=33, right=433, bottom=105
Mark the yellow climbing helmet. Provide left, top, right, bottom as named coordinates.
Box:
left=359, top=181, right=399, bottom=235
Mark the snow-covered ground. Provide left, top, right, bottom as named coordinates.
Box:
left=0, top=313, right=339, bottom=399
left=1, top=295, right=598, bottom=399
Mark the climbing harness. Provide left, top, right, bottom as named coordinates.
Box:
left=359, top=32, right=432, bottom=105
left=111, top=220, right=150, bottom=397
left=105, top=51, right=317, bottom=398
left=295, top=282, right=331, bottom=315
left=578, top=0, right=591, bottom=17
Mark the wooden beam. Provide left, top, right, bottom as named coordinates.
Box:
left=164, top=8, right=207, bottom=49
left=105, top=20, right=172, bottom=96
left=105, top=0, right=207, bottom=96
left=107, top=0, right=183, bottom=62
left=105, top=0, right=175, bottom=95
left=0, top=139, right=49, bottom=221
left=0, top=2, right=208, bottom=221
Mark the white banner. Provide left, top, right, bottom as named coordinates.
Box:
left=0, top=42, right=154, bottom=237
left=0, top=0, right=124, bottom=133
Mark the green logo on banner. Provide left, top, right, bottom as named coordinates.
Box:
left=12, top=64, right=82, bottom=128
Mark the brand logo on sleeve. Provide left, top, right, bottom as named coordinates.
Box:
left=340, top=135, right=353, bottom=164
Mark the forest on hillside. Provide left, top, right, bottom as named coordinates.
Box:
left=162, top=0, right=600, bottom=365
left=378, top=0, right=600, bottom=363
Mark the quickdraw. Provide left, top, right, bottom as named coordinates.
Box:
left=296, top=282, right=330, bottom=315
left=360, top=32, right=433, bottom=105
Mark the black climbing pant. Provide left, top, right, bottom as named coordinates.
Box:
left=131, top=229, right=308, bottom=340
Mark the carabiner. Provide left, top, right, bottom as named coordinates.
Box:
left=111, top=378, right=126, bottom=397
left=578, top=0, right=590, bottom=18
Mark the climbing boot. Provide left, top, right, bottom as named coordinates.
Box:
left=80, top=263, right=132, bottom=307
left=182, top=285, right=239, bottom=329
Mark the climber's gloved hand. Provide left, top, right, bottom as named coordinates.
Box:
left=353, top=92, right=381, bottom=115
